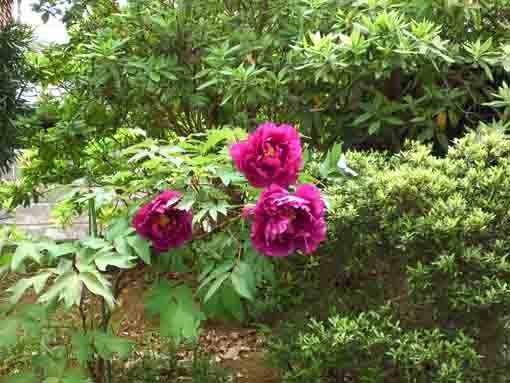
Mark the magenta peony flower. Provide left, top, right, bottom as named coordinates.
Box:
left=250, top=184, right=326, bottom=256
left=230, top=122, right=302, bottom=189
left=132, top=191, right=193, bottom=253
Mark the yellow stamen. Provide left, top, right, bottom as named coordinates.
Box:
left=264, top=146, right=276, bottom=157
left=159, top=215, right=171, bottom=226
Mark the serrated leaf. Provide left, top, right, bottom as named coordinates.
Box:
left=198, top=260, right=235, bottom=291
left=106, top=218, right=132, bottom=241
left=95, top=253, right=136, bottom=272
left=113, top=237, right=134, bottom=257
left=145, top=281, right=204, bottom=344
left=192, top=209, right=209, bottom=225
left=127, top=235, right=151, bottom=264
left=12, top=242, right=41, bottom=271
left=0, top=319, right=19, bottom=348
left=93, top=332, right=134, bottom=360
left=72, top=332, right=93, bottom=367
left=7, top=271, right=53, bottom=304
left=7, top=278, right=33, bottom=305
left=221, top=284, right=245, bottom=322
left=231, top=261, right=256, bottom=301
left=201, top=129, right=234, bottom=154
left=176, top=194, right=195, bottom=211
left=56, top=258, right=74, bottom=274
left=209, top=208, right=218, bottom=222
left=43, top=243, right=77, bottom=258
left=81, top=237, right=111, bottom=250
left=80, top=272, right=115, bottom=309
left=38, top=272, right=82, bottom=308
left=204, top=273, right=230, bottom=302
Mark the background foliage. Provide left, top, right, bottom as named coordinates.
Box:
left=20, top=0, right=510, bottom=156
left=0, top=21, right=33, bottom=173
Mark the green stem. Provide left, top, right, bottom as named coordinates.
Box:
left=89, top=197, right=112, bottom=383
left=89, top=198, right=98, bottom=238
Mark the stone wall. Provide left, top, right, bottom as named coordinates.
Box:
left=1, top=163, right=88, bottom=240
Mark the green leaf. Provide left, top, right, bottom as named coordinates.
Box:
left=209, top=207, right=218, bottom=222
left=64, top=274, right=85, bottom=309
left=12, top=241, right=41, bottom=271
left=145, top=281, right=205, bottom=344
left=95, top=253, right=136, bottom=272
left=231, top=261, right=256, bottom=301
left=127, top=235, right=152, bottom=264
left=221, top=284, right=245, bottom=322
left=38, top=271, right=83, bottom=308
left=320, top=142, right=342, bottom=178
left=113, top=237, right=134, bottom=258
left=93, top=332, right=134, bottom=360
left=81, top=237, right=111, bottom=250
left=72, top=332, right=93, bottom=367
left=155, top=248, right=189, bottom=273
left=176, top=194, right=195, bottom=211
left=0, top=319, right=19, bottom=348
left=201, top=129, right=234, bottom=154
left=216, top=167, right=246, bottom=186
left=149, top=71, right=161, bottom=83
left=106, top=218, right=133, bottom=241
left=196, top=79, right=220, bottom=91
left=43, top=242, right=77, bottom=258
left=80, top=272, right=115, bottom=309
left=198, top=260, right=235, bottom=291
left=204, top=272, right=230, bottom=302
left=7, top=271, right=53, bottom=304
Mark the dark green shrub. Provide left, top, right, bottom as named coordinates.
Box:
left=25, top=0, right=510, bottom=154
left=269, top=122, right=510, bottom=382
left=0, top=21, right=34, bottom=172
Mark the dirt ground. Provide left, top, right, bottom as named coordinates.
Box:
left=0, top=269, right=282, bottom=383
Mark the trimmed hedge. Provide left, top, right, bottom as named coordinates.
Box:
left=270, top=123, right=510, bottom=382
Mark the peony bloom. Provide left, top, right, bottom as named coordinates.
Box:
left=132, top=191, right=193, bottom=253
left=250, top=184, right=326, bottom=256
left=230, top=122, right=302, bottom=189
left=242, top=205, right=255, bottom=220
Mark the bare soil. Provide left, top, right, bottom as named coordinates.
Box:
left=0, top=269, right=281, bottom=383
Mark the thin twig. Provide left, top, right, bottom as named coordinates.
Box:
left=113, top=270, right=127, bottom=299
left=79, top=291, right=87, bottom=331
left=194, top=214, right=242, bottom=241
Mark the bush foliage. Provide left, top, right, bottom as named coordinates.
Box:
left=271, top=123, right=510, bottom=382
left=0, top=22, right=33, bottom=173
left=19, top=0, right=510, bottom=156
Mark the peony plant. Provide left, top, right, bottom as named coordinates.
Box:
left=133, top=122, right=326, bottom=258
left=0, top=124, right=327, bottom=383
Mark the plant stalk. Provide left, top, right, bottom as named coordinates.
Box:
left=89, top=197, right=112, bottom=383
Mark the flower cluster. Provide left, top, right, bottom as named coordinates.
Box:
left=132, top=122, right=325, bottom=256
left=232, top=122, right=326, bottom=256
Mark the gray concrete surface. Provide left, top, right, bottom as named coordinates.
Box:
left=1, top=163, right=88, bottom=240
